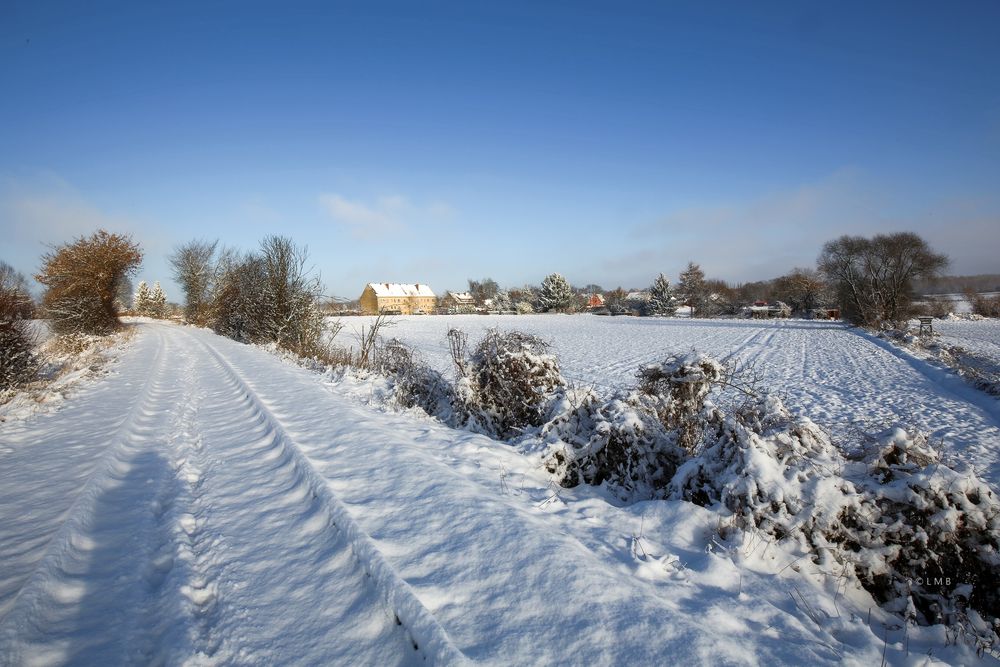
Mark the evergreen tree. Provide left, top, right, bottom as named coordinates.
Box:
left=149, top=281, right=167, bottom=318
left=133, top=280, right=151, bottom=315
left=538, top=273, right=575, bottom=312
left=647, top=273, right=676, bottom=316
left=492, top=289, right=512, bottom=312
left=677, top=262, right=707, bottom=317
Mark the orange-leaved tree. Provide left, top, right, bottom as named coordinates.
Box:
left=36, top=230, right=143, bottom=335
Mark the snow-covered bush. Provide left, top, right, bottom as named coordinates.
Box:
left=669, top=397, right=1000, bottom=629
left=36, top=230, right=143, bottom=335
left=543, top=352, right=725, bottom=499
left=543, top=388, right=685, bottom=499
left=453, top=329, right=564, bottom=438
left=207, top=236, right=326, bottom=357
left=537, top=347, right=1000, bottom=629
left=636, top=353, right=725, bottom=454
left=376, top=338, right=453, bottom=418
left=1, top=262, right=37, bottom=391
left=966, top=290, right=1000, bottom=318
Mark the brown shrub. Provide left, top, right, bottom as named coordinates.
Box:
left=36, top=230, right=142, bottom=335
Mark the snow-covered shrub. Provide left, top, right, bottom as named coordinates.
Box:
left=636, top=352, right=725, bottom=454
left=543, top=387, right=685, bottom=499
left=208, top=236, right=326, bottom=357
left=1, top=262, right=37, bottom=390
left=453, top=329, right=564, bottom=438
left=669, top=394, right=845, bottom=530
left=967, top=290, right=1000, bottom=318
left=514, top=301, right=534, bottom=314
left=543, top=353, right=726, bottom=499
left=847, top=430, right=1000, bottom=626
left=669, top=399, right=1000, bottom=628
left=376, top=338, right=453, bottom=418
left=0, top=320, right=37, bottom=391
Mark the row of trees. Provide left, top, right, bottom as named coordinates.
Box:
left=3, top=229, right=328, bottom=390
left=170, top=236, right=325, bottom=356
left=456, top=262, right=827, bottom=318
left=455, top=233, right=948, bottom=328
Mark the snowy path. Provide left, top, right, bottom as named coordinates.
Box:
left=0, top=324, right=442, bottom=665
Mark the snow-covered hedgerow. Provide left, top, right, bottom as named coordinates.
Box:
left=670, top=395, right=1000, bottom=630
left=542, top=387, right=686, bottom=499
left=543, top=353, right=739, bottom=500
left=635, top=353, right=725, bottom=454
left=452, top=329, right=564, bottom=439
left=375, top=338, right=454, bottom=418
left=538, top=350, right=1000, bottom=629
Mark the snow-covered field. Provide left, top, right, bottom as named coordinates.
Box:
left=329, top=314, right=1000, bottom=483
left=935, top=317, right=1000, bottom=367
left=2, top=319, right=999, bottom=665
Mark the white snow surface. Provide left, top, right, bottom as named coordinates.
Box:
left=2, top=320, right=998, bottom=665
left=330, top=314, right=1000, bottom=483
left=935, top=317, right=1000, bottom=367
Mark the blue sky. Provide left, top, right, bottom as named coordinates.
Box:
left=2, top=1, right=998, bottom=300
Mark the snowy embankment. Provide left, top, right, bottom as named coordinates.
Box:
left=1, top=321, right=998, bottom=664
left=328, top=314, right=1000, bottom=484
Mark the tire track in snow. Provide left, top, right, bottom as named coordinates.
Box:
left=0, top=328, right=165, bottom=622
left=141, top=331, right=223, bottom=663
left=172, top=325, right=466, bottom=665
left=0, top=328, right=194, bottom=664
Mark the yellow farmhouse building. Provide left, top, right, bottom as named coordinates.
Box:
left=359, top=283, right=437, bottom=315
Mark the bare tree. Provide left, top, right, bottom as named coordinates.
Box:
left=205, top=237, right=326, bottom=357
left=36, top=230, right=143, bottom=335
left=819, top=232, right=948, bottom=328
left=169, top=239, right=217, bottom=325
left=773, top=268, right=828, bottom=316
left=258, top=235, right=325, bottom=356
left=467, top=277, right=499, bottom=306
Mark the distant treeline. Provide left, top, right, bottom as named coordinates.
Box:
left=915, top=274, right=1000, bottom=295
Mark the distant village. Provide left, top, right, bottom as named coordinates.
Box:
left=337, top=272, right=840, bottom=320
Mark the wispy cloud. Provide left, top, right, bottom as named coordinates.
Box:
left=603, top=170, right=892, bottom=284
left=318, top=193, right=455, bottom=239
left=0, top=174, right=169, bottom=290
left=318, top=194, right=406, bottom=238
left=598, top=169, right=1000, bottom=285
left=1, top=178, right=138, bottom=245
